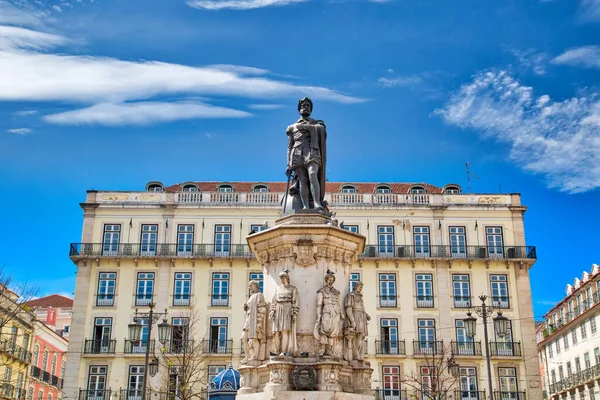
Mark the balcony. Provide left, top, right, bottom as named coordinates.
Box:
left=50, top=375, right=60, bottom=387
left=361, top=245, right=536, bottom=260
left=416, top=295, right=434, bottom=308
left=455, top=391, right=486, bottom=400
left=202, top=339, right=233, bottom=354
left=41, top=371, right=50, bottom=383
left=162, top=339, right=194, bottom=354
left=489, top=342, right=522, bottom=357
left=95, top=294, right=115, bottom=307
left=493, top=391, right=526, bottom=400
left=379, top=296, right=397, bottom=308
left=78, top=389, right=112, bottom=400
left=549, top=364, right=600, bottom=394
left=491, top=296, right=510, bottom=309
left=135, top=294, right=154, bottom=307
left=83, top=339, right=116, bottom=354
left=451, top=341, right=482, bottom=356
left=375, top=340, right=406, bottom=355
left=211, top=294, right=229, bottom=307
left=70, top=243, right=253, bottom=259
left=413, top=340, right=444, bottom=356
left=119, top=389, right=208, bottom=400
left=0, top=339, right=32, bottom=363
left=30, top=365, right=41, bottom=379
left=453, top=296, right=472, bottom=308
left=374, top=389, right=408, bottom=400
left=173, top=294, right=191, bottom=306
left=124, top=339, right=155, bottom=354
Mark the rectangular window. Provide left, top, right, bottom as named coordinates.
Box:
left=102, top=224, right=121, bottom=256
left=455, top=320, right=475, bottom=356
left=556, top=339, right=561, bottom=354
left=92, top=318, right=112, bottom=353
left=209, top=318, right=229, bottom=353
left=449, top=226, right=467, bottom=257
left=572, top=329, right=578, bottom=345
left=177, top=225, right=194, bottom=256
left=173, top=273, right=192, bottom=306
left=595, top=347, right=600, bottom=364
left=585, top=352, right=591, bottom=369
left=490, top=275, right=509, bottom=308
left=582, top=322, right=588, bottom=339
left=379, top=273, right=397, bottom=308
left=208, top=366, right=226, bottom=384
left=418, top=319, right=437, bottom=354
left=453, top=274, right=471, bottom=308
left=214, top=225, right=231, bottom=256
left=558, top=365, right=564, bottom=380
left=126, top=366, right=145, bottom=397
left=486, top=227, right=504, bottom=258
left=377, top=226, right=394, bottom=257
left=421, top=366, right=438, bottom=396
left=567, top=361, right=572, bottom=377
left=413, top=226, right=430, bottom=257
left=97, top=272, right=116, bottom=306
left=349, top=273, right=360, bottom=293
left=494, top=319, right=514, bottom=356
left=250, top=224, right=266, bottom=234
left=498, top=367, right=518, bottom=393
left=416, top=273, right=434, bottom=307
left=249, top=272, right=264, bottom=293
left=591, top=317, right=597, bottom=335
left=37, top=392, right=42, bottom=400
left=212, top=273, right=230, bottom=307
left=551, top=370, right=556, bottom=384
left=168, top=367, right=183, bottom=397
left=87, top=366, right=108, bottom=393
left=136, top=272, right=154, bottom=306
left=140, top=224, right=158, bottom=256
left=575, top=357, right=582, bottom=373
left=382, top=366, right=401, bottom=397
left=459, top=367, right=478, bottom=400
left=380, top=319, right=399, bottom=354
left=343, top=225, right=359, bottom=234
left=171, top=318, right=190, bottom=353
left=548, top=343, right=553, bottom=359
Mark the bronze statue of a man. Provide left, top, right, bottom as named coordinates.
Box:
left=269, top=271, right=299, bottom=356
left=241, top=280, right=266, bottom=363
left=344, top=281, right=370, bottom=361
left=314, top=271, right=344, bottom=357
left=284, top=97, right=328, bottom=213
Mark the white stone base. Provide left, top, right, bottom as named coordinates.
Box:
left=237, top=391, right=374, bottom=400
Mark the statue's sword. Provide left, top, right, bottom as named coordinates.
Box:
left=282, top=169, right=293, bottom=213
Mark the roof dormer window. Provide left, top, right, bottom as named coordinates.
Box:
left=444, top=185, right=461, bottom=194
left=218, top=184, right=233, bottom=193
left=253, top=185, right=268, bottom=193
left=145, top=181, right=164, bottom=192
left=375, top=185, right=391, bottom=194
left=341, top=185, right=356, bottom=193
left=410, top=186, right=426, bottom=194
left=182, top=185, right=198, bottom=192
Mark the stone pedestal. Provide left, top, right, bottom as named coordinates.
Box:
left=238, top=211, right=373, bottom=400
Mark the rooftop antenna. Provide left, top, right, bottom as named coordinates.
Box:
left=465, top=162, right=479, bottom=193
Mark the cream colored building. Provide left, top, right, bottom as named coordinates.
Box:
left=537, top=265, right=600, bottom=400
left=65, top=181, right=541, bottom=400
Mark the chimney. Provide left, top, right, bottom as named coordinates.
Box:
left=46, top=307, right=56, bottom=327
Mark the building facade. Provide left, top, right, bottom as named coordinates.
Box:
left=28, top=320, right=68, bottom=400
left=65, top=181, right=541, bottom=400
left=24, top=295, right=74, bottom=340
left=537, top=265, right=600, bottom=400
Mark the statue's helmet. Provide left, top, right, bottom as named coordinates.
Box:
left=297, top=97, right=313, bottom=112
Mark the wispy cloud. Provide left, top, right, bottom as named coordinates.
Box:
left=248, top=103, right=284, bottom=110
left=535, top=300, right=561, bottom=306
left=187, top=0, right=308, bottom=10
left=14, top=109, right=37, bottom=116
left=579, top=0, right=600, bottom=22
left=0, top=26, right=68, bottom=50
left=44, top=101, right=251, bottom=126
left=553, top=46, right=600, bottom=69
left=510, top=48, right=548, bottom=75
left=7, top=128, right=31, bottom=134
left=377, top=75, right=423, bottom=88
left=436, top=70, right=600, bottom=193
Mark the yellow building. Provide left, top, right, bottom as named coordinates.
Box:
left=0, top=286, right=34, bottom=400
left=64, top=181, right=541, bottom=400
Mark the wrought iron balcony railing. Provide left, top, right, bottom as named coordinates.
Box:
left=95, top=294, right=115, bottom=307
left=211, top=294, right=229, bottom=307
left=161, top=339, right=194, bottom=354
left=489, top=342, right=522, bottom=357
left=491, top=296, right=510, bottom=309
left=124, top=339, right=155, bottom=354
left=30, top=365, right=41, bottom=379
left=379, top=296, right=397, bottom=308
left=549, top=364, right=600, bottom=394
left=413, top=340, right=444, bottom=355
left=416, top=295, right=434, bottom=308
left=373, top=389, right=408, bottom=400
left=173, top=294, right=191, bottom=306
left=451, top=341, right=482, bottom=356
left=202, top=339, right=233, bottom=354
left=134, top=294, right=154, bottom=307
left=70, top=243, right=536, bottom=261
left=375, top=340, right=406, bottom=355
left=83, top=339, right=116, bottom=354
left=493, top=391, right=526, bottom=400
left=0, top=338, right=32, bottom=363
left=78, top=389, right=112, bottom=400
left=453, top=296, right=472, bottom=308
left=455, top=391, right=486, bottom=400
left=50, top=374, right=59, bottom=387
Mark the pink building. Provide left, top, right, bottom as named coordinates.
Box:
left=29, top=320, right=68, bottom=400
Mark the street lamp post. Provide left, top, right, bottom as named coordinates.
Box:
left=463, top=295, right=509, bottom=400
left=128, top=304, right=173, bottom=400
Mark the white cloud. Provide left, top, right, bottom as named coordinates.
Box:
left=552, top=46, right=600, bottom=69
left=0, top=0, right=46, bottom=28
left=510, top=49, right=548, bottom=75
left=7, top=128, right=31, bottom=134
left=52, top=5, right=62, bottom=12
left=579, top=0, right=600, bottom=22
left=377, top=75, right=422, bottom=88
left=43, top=101, right=251, bottom=126
left=248, top=103, right=284, bottom=110
left=436, top=70, right=600, bottom=193
left=187, top=0, right=307, bottom=10
left=14, top=109, right=37, bottom=116
left=0, top=25, right=67, bottom=50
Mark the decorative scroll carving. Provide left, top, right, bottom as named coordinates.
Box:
left=292, top=365, right=317, bottom=391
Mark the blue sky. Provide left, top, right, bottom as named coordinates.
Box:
left=0, top=0, right=599, bottom=316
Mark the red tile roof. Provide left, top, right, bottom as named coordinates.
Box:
left=165, top=181, right=444, bottom=194
left=23, top=294, right=73, bottom=309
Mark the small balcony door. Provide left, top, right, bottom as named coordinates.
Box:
left=459, top=368, right=478, bottom=400
left=92, top=318, right=112, bottom=352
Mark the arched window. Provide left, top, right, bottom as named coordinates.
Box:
left=253, top=185, right=268, bottom=193
left=218, top=184, right=233, bottom=192
left=146, top=183, right=164, bottom=192
left=375, top=185, right=391, bottom=194
left=42, top=349, right=49, bottom=371
left=51, top=355, right=57, bottom=375
left=61, top=361, right=66, bottom=378
left=33, top=345, right=39, bottom=366
left=444, top=186, right=461, bottom=194
left=410, top=186, right=426, bottom=194
left=182, top=185, right=197, bottom=192
left=341, top=185, right=356, bottom=193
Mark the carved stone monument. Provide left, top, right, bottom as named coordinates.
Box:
left=237, top=99, right=373, bottom=400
